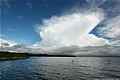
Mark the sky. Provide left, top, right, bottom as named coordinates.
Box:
left=1, top=0, right=86, bottom=45
left=0, top=0, right=120, bottom=55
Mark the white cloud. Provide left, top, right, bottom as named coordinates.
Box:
left=12, top=42, right=27, bottom=49
left=34, top=11, right=109, bottom=48
left=110, top=40, right=120, bottom=46
left=0, top=39, right=16, bottom=47
left=30, top=45, right=120, bottom=56
left=26, top=2, right=32, bottom=8
left=98, top=15, right=120, bottom=40
left=0, top=39, right=28, bottom=53
left=0, top=38, right=119, bottom=56
left=80, top=34, right=109, bottom=46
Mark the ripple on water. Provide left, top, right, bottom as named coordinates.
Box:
left=1, top=57, right=120, bottom=80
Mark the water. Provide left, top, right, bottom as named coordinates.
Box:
left=0, top=57, right=120, bottom=80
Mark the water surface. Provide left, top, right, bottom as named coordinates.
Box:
left=0, top=57, right=120, bottom=80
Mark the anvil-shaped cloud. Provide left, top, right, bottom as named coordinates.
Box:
left=34, top=11, right=109, bottom=48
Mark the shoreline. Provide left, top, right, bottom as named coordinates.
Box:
left=0, top=52, right=29, bottom=61
left=0, top=57, right=29, bottom=61
left=0, top=52, right=120, bottom=61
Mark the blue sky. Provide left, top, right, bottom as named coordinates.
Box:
left=1, top=0, right=120, bottom=46
left=1, top=0, right=85, bottom=45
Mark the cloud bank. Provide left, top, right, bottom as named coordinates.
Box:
left=0, top=39, right=16, bottom=47
left=0, top=39, right=28, bottom=53
left=0, top=39, right=120, bottom=56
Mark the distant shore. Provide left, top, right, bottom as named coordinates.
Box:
left=0, top=57, right=29, bottom=60
left=0, top=52, right=75, bottom=61
left=0, top=52, right=29, bottom=61
left=0, top=52, right=120, bottom=61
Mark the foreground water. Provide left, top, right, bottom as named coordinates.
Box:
left=0, top=57, right=120, bottom=80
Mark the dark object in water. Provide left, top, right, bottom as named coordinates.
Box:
left=72, top=60, right=74, bottom=63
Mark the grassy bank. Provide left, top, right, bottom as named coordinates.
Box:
left=0, top=51, right=76, bottom=60
left=0, top=52, right=29, bottom=61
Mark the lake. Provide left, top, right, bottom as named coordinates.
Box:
left=0, top=57, right=120, bottom=80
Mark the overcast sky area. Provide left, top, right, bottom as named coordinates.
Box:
left=0, top=0, right=120, bottom=56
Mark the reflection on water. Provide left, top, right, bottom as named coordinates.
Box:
left=0, top=57, right=120, bottom=80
